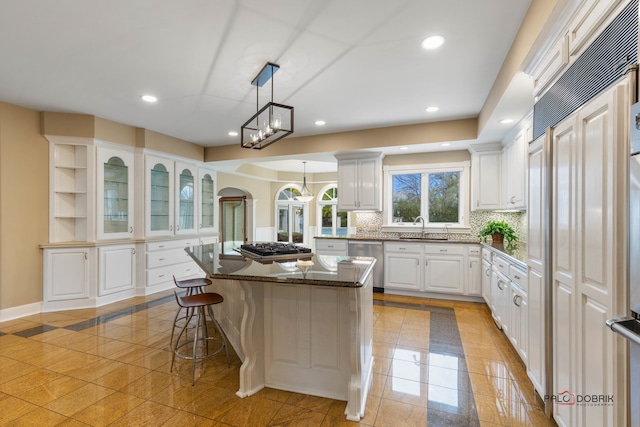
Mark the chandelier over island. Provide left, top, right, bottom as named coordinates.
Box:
left=240, top=62, right=294, bottom=149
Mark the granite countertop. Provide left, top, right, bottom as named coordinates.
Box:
left=315, top=235, right=480, bottom=244
left=185, top=244, right=375, bottom=288
left=481, top=242, right=527, bottom=268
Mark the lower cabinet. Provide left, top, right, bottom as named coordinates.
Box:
left=98, top=244, right=136, bottom=297
left=490, top=268, right=511, bottom=330
left=384, top=242, right=422, bottom=291
left=481, top=259, right=491, bottom=304
left=508, top=282, right=528, bottom=364
left=424, top=251, right=465, bottom=294
left=144, top=237, right=205, bottom=294
left=43, top=247, right=94, bottom=304
left=468, top=248, right=482, bottom=296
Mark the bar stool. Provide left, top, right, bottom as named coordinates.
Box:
left=170, top=290, right=230, bottom=385
left=170, top=276, right=212, bottom=346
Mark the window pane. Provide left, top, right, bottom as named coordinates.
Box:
left=321, top=205, right=333, bottom=235
left=292, top=205, right=304, bottom=243
left=392, top=174, right=421, bottom=223
left=337, top=211, right=348, bottom=236
left=277, top=207, right=289, bottom=242
left=428, top=172, right=459, bottom=223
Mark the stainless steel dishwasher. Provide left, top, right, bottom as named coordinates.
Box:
left=348, top=241, right=384, bottom=293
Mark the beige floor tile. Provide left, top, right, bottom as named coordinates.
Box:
left=368, top=373, right=388, bottom=397
left=371, top=356, right=392, bottom=375
left=0, top=355, right=39, bottom=385
left=119, top=370, right=175, bottom=399
left=268, top=403, right=326, bottom=426
left=381, top=377, right=429, bottom=407
left=387, top=358, right=428, bottom=383
left=92, top=363, right=152, bottom=390
left=162, top=410, right=220, bottom=426
left=44, top=382, right=116, bottom=417
left=13, top=375, right=87, bottom=406
left=372, top=329, right=398, bottom=345
left=255, top=387, right=298, bottom=403
left=72, top=391, right=145, bottom=426
left=218, top=395, right=283, bottom=426
left=3, top=405, right=69, bottom=426
left=180, top=384, right=240, bottom=419
left=285, top=394, right=335, bottom=414
left=373, top=398, right=427, bottom=427
left=106, top=400, right=178, bottom=426
left=396, top=333, right=429, bottom=350
left=0, top=396, right=39, bottom=424
left=0, top=368, right=63, bottom=395
left=64, top=357, right=127, bottom=382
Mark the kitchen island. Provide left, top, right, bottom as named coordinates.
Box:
left=185, top=244, right=375, bottom=422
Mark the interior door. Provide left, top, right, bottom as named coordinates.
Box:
left=220, top=197, right=246, bottom=254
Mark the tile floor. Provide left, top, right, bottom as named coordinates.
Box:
left=0, top=291, right=557, bottom=426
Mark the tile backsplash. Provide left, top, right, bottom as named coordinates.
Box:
left=354, top=210, right=526, bottom=242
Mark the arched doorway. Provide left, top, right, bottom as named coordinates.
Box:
left=218, top=188, right=252, bottom=254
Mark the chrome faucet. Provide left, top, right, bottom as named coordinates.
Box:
left=444, top=224, right=451, bottom=240
left=413, top=216, right=426, bottom=238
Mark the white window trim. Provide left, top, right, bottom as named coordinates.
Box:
left=274, top=184, right=310, bottom=245
left=382, top=161, right=471, bottom=234
left=316, top=184, right=349, bottom=237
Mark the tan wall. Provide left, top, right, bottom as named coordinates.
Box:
left=217, top=172, right=274, bottom=228
left=136, top=129, right=204, bottom=161
left=95, top=117, right=136, bottom=147
left=383, top=150, right=470, bottom=166
left=205, top=118, right=478, bottom=162
left=0, top=102, right=49, bottom=309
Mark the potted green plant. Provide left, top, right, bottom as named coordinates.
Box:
left=478, top=220, right=518, bottom=245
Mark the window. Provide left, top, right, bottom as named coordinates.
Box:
left=385, top=162, right=469, bottom=227
left=317, top=185, right=348, bottom=236
left=275, top=186, right=307, bottom=244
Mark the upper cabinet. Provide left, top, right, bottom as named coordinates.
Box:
left=199, top=168, right=217, bottom=233
left=335, top=152, right=383, bottom=211
left=144, top=156, right=214, bottom=238
left=175, top=162, right=198, bottom=235
left=48, top=138, right=95, bottom=243
left=97, top=147, right=134, bottom=240
left=470, top=144, right=502, bottom=211
left=502, top=130, right=527, bottom=210
left=145, top=156, right=174, bottom=237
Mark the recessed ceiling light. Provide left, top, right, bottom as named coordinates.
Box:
left=500, top=118, right=514, bottom=124
left=228, top=131, right=238, bottom=137
left=441, top=143, right=451, bottom=147
left=399, top=146, right=409, bottom=150
left=141, top=95, right=157, bottom=103
left=426, top=106, right=439, bottom=113
left=315, top=120, right=326, bottom=126
left=421, top=35, right=445, bottom=50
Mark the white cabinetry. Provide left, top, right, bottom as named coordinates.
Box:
left=143, top=237, right=205, bottom=294
left=507, top=265, right=528, bottom=365
left=481, top=259, right=491, bottom=304
left=469, top=145, right=502, bottom=210
left=567, top=0, right=623, bottom=56
left=43, top=247, right=93, bottom=304
left=467, top=246, right=482, bottom=296
left=490, top=266, right=510, bottom=330
left=384, top=242, right=422, bottom=291
left=48, top=139, right=95, bottom=243
left=145, top=156, right=174, bottom=237
left=315, top=238, right=348, bottom=256
left=97, top=147, right=135, bottom=240
left=424, top=244, right=464, bottom=294
left=335, top=152, right=383, bottom=211
left=98, top=244, right=136, bottom=297
left=199, top=168, right=217, bottom=233
left=502, top=130, right=527, bottom=209
left=549, top=82, right=628, bottom=427
left=175, top=161, right=199, bottom=235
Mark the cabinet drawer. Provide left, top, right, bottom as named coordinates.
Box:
left=147, top=248, right=191, bottom=268
left=493, top=256, right=510, bottom=276
left=482, top=249, right=492, bottom=262
left=317, top=239, right=348, bottom=252
left=385, top=242, right=422, bottom=254
left=146, top=240, right=184, bottom=251
left=509, top=265, right=527, bottom=289
left=424, top=244, right=465, bottom=255
left=468, top=245, right=481, bottom=256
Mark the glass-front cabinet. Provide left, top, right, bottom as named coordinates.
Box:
left=145, top=156, right=175, bottom=237
left=97, top=147, right=134, bottom=240
left=175, top=162, right=197, bottom=235
left=199, top=168, right=216, bottom=233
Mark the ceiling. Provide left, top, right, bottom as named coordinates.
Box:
left=0, top=0, right=533, bottom=158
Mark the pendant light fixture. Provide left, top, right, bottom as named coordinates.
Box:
left=240, top=62, right=294, bottom=150
left=296, top=161, right=314, bottom=202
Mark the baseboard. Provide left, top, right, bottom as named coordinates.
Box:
left=0, top=301, right=42, bottom=322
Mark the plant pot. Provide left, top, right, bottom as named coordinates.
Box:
left=491, top=233, right=504, bottom=244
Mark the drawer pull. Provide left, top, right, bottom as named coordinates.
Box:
left=514, top=274, right=521, bottom=280
left=440, top=249, right=448, bottom=252
left=159, top=258, right=165, bottom=261
left=158, top=274, right=165, bottom=278
left=498, top=263, right=504, bottom=268
left=328, top=245, right=334, bottom=248
left=158, top=245, right=165, bottom=248
left=186, top=268, right=192, bottom=272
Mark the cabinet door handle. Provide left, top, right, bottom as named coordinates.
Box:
left=497, top=280, right=504, bottom=290
left=170, top=225, right=173, bottom=231
left=129, top=226, right=133, bottom=233
left=485, top=268, right=491, bottom=276
left=510, top=196, right=516, bottom=204
left=177, top=225, right=180, bottom=231
left=513, top=295, right=522, bottom=307
left=84, top=252, right=88, bottom=260
left=200, top=223, right=202, bottom=229
left=132, top=248, right=136, bottom=255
